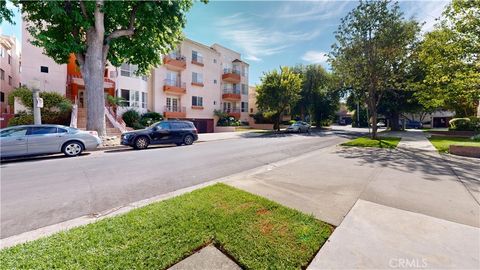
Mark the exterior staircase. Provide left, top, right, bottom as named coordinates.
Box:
left=77, top=108, right=123, bottom=137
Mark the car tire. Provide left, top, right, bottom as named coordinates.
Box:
left=183, top=134, right=194, bottom=145
left=134, top=136, right=150, bottom=150
left=62, top=141, right=84, bottom=157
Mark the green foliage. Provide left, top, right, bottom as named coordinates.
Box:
left=8, top=87, right=33, bottom=108
left=122, top=109, right=141, bottom=128
left=214, top=110, right=241, bottom=126
left=0, top=0, right=14, bottom=24
left=250, top=112, right=274, bottom=124
left=8, top=110, right=71, bottom=127
left=429, top=136, right=480, bottom=152
left=8, top=112, right=33, bottom=126
left=414, top=0, right=480, bottom=116
left=330, top=0, right=421, bottom=137
left=0, top=184, right=332, bottom=269
left=8, top=87, right=72, bottom=112
left=18, top=0, right=201, bottom=74
left=449, top=117, right=480, bottom=131
left=139, top=112, right=163, bottom=127
left=106, top=95, right=126, bottom=108
left=341, top=136, right=401, bottom=149
left=256, top=66, right=302, bottom=130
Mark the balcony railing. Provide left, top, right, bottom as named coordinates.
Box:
left=164, top=105, right=186, bottom=113
left=223, top=108, right=241, bottom=113
left=167, top=53, right=186, bottom=61
left=164, top=79, right=186, bottom=88
left=163, top=53, right=186, bottom=70
left=223, top=88, right=241, bottom=94
left=223, top=68, right=241, bottom=75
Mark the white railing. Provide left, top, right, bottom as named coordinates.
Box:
left=105, top=106, right=128, bottom=133
left=69, top=96, right=78, bottom=128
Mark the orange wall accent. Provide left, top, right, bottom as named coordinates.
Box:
left=67, top=54, right=82, bottom=76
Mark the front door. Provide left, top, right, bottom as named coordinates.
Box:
left=26, top=126, right=66, bottom=155
left=0, top=126, right=28, bottom=157
left=151, top=121, right=172, bottom=143
left=78, top=90, right=86, bottom=108
left=166, top=97, right=180, bottom=112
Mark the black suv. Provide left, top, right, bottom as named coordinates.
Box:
left=121, top=120, right=198, bottom=149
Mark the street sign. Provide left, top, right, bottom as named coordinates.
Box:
left=36, top=97, right=44, bottom=108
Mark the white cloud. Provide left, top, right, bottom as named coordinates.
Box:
left=401, top=0, right=449, bottom=33
left=216, top=13, right=320, bottom=61
left=268, top=1, right=351, bottom=23
left=301, top=51, right=329, bottom=64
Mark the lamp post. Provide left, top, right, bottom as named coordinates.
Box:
left=31, top=79, right=42, bottom=125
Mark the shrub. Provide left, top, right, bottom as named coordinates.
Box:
left=139, top=112, right=163, bottom=127
left=251, top=112, right=275, bottom=124
left=122, top=109, right=141, bottom=128
left=8, top=112, right=34, bottom=126
left=449, top=117, right=479, bottom=131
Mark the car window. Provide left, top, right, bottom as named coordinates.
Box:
left=170, top=122, right=183, bottom=129
left=58, top=128, right=68, bottom=133
left=0, top=127, right=28, bottom=137
left=158, top=122, right=170, bottom=130
left=28, top=126, right=58, bottom=135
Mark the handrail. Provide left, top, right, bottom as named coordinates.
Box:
left=223, top=68, right=241, bottom=75
left=105, top=106, right=127, bottom=133
left=164, top=106, right=186, bottom=112
left=69, top=95, right=78, bottom=128
left=223, top=88, right=241, bottom=94
left=164, top=79, right=186, bottom=88
left=223, top=108, right=241, bottom=113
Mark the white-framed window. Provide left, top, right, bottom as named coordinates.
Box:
left=241, top=102, right=248, bottom=113
left=120, top=63, right=138, bottom=77
left=242, top=65, right=248, bottom=76
left=142, top=92, right=147, bottom=109
left=192, top=72, right=203, bottom=84
left=121, top=89, right=130, bottom=106
left=241, top=84, right=248, bottom=95
left=192, top=50, right=203, bottom=64
left=131, top=90, right=140, bottom=107
left=192, top=96, right=203, bottom=107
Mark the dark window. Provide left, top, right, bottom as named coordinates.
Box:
left=8, top=76, right=12, bottom=86
left=58, top=128, right=68, bottom=133
left=8, top=54, right=11, bottom=64
left=40, top=66, right=49, bottom=73
left=121, top=89, right=130, bottom=106
left=28, top=126, right=58, bottom=135
left=192, top=96, right=203, bottom=106
left=158, top=122, right=170, bottom=130
left=170, top=122, right=185, bottom=130
left=1, top=127, right=28, bottom=137
left=0, top=92, right=4, bottom=102
left=0, top=69, right=4, bottom=80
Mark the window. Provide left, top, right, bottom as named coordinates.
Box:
left=8, top=76, right=12, bottom=86
left=58, top=128, right=68, bottom=133
left=28, top=127, right=58, bottom=135
left=241, top=102, right=248, bottom=113
left=241, top=84, right=248, bottom=95
left=120, top=63, right=138, bottom=77
left=0, top=92, right=4, bottom=102
left=192, top=72, right=203, bottom=84
left=131, top=90, right=140, bottom=107
left=8, top=54, right=11, bottom=64
left=192, top=50, right=203, bottom=63
left=0, top=47, right=4, bottom=57
left=142, top=92, right=147, bottom=109
left=40, top=66, right=49, bottom=73
left=213, top=79, right=217, bottom=84
left=213, top=59, right=217, bottom=63
left=121, top=89, right=130, bottom=106
left=157, top=122, right=170, bottom=130
left=171, top=122, right=189, bottom=130
left=0, top=69, right=4, bottom=80
left=242, top=65, right=248, bottom=76
left=1, top=127, right=28, bottom=137
left=192, top=96, right=203, bottom=107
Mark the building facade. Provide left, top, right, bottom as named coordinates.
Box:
left=0, top=35, right=21, bottom=127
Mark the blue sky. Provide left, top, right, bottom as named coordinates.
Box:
left=1, top=0, right=449, bottom=84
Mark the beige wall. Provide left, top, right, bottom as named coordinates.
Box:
left=108, top=64, right=149, bottom=115
left=0, top=35, right=20, bottom=114
left=20, top=22, right=67, bottom=95
left=248, top=86, right=258, bottom=115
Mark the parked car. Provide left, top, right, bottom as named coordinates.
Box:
left=0, top=124, right=102, bottom=159
left=377, top=121, right=386, bottom=127
left=121, top=120, right=198, bottom=149
left=338, top=119, right=347, bottom=126
left=286, top=121, right=311, bottom=133
left=405, top=120, right=423, bottom=129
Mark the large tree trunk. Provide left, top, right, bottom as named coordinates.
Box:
left=390, top=112, right=400, bottom=131
left=367, top=97, right=378, bottom=139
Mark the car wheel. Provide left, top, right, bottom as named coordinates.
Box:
left=62, top=141, right=84, bottom=157
left=134, top=136, right=149, bottom=149
left=183, top=134, right=194, bottom=145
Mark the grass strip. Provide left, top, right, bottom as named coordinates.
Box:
left=428, top=136, right=480, bottom=152
left=341, top=136, right=401, bottom=149
left=0, top=184, right=332, bottom=269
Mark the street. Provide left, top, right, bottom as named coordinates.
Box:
left=0, top=130, right=350, bottom=238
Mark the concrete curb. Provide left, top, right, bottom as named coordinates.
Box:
left=0, top=144, right=333, bottom=250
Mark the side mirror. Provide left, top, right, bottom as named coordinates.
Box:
left=153, top=126, right=159, bottom=131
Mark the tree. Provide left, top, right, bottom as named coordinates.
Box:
left=256, top=67, right=302, bottom=131
left=415, top=0, right=480, bottom=117
left=18, top=0, right=201, bottom=135
left=0, top=0, right=14, bottom=24
left=330, top=0, right=421, bottom=138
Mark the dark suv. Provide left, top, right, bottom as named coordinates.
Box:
left=121, top=120, right=198, bottom=149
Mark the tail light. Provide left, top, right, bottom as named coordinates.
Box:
left=87, top=131, right=98, bottom=137
left=194, top=128, right=198, bottom=134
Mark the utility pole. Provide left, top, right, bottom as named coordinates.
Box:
left=31, top=80, right=42, bottom=125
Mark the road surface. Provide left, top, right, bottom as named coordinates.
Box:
left=1, top=130, right=353, bottom=238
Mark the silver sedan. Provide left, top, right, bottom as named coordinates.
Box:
left=0, top=124, right=102, bottom=159
left=286, top=121, right=311, bottom=133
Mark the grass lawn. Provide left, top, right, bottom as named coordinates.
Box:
left=428, top=136, right=480, bottom=152
left=341, top=136, right=401, bottom=149
left=0, top=184, right=332, bottom=269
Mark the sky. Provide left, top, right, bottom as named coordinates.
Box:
left=0, top=0, right=449, bottom=85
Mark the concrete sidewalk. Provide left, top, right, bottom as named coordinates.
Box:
left=227, top=135, right=480, bottom=268
left=389, top=130, right=438, bottom=153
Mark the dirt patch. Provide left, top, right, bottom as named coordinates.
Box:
left=256, top=208, right=271, bottom=215
left=259, top=220, right=273, bottom=235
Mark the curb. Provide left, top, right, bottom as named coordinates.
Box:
left=0, top=145, right=334, bottom=250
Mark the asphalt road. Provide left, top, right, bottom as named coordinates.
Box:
left=1, top=131, right=351, bottom=238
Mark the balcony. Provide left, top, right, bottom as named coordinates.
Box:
left=223, top=108, right=241, bottom=119
left=191, top=55, right=204, bottom=66
left=163, top=54, right=186, bottom=71
left=164, top=106, right=186, bottom=119
left=222, top=68, right=241, bottom=83
left=222, top=88, right=241, bottom=101
left=163, top=79, right=186, bottom=94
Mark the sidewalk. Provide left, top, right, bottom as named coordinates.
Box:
left=226, top=132, right=480, bottom=268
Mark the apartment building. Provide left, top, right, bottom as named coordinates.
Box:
left=0, top=35, right=21, bottom=127
left=150, top=39, right=249, bottom=133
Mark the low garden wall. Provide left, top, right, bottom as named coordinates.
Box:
left=449, top=145, right=480, bottom=158
left=214, top=126, right=236, bottom=133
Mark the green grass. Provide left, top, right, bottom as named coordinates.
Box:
left=0, top=184, right=332, bottom=269
left=341, top=136, right=401, bottom=149
left=428, top=136, right=480, bottom=152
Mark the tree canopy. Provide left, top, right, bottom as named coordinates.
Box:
left=0, top=0, right=14, bottom=24
left=256, top=66, right=302, bottom=130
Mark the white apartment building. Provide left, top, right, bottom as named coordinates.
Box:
left=0, top=35, right=21, bottom=127
left=150, top=39, right=249, bottom=133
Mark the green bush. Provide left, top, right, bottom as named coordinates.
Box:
left=449, top=117, right=479, bottom=131
left=8, top=112, right=34, bottom=126
left=139, top=112, right=163, bottom=127
left=250, top=112, right=275, bottom=124
left=8, top=110, right=71, bottom=127
left=122, top=109, right=141, bottom=128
